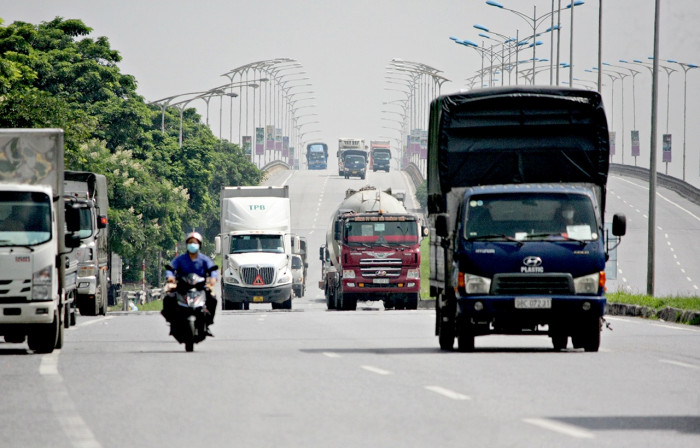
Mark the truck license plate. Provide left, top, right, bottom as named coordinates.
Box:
left=253, top=296, right=264, bottom=302
left=373, top=278, right=389, bottom=284
left=514, top=297, right=551, bottom=309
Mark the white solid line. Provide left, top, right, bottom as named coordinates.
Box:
left=424, top=385, right=471, bottom=400
left=523, top=418, right=595, bottom=439
left=40, top=351, right=59, bottom=375
left=322, top=352, right=341, bottom=358
left=279, top=172, right=294, bottom=186
left=361, top=365, right=392, bottom=376
left=659, top=359, right=699, bottom=370
left=651, top=323, right=700, bottom=333
left=75, top=316, right=113, bottom=328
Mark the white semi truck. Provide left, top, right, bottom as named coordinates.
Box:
left=0, top=129, right=82, bottom=353
left=64, top=171, right=110, bottom=316
left=216, top=186, right=295, bottom=310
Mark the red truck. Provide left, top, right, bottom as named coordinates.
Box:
left=319, top=186, right=424, bottom=310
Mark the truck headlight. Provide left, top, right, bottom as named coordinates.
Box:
left=277, top=274, right=291, bottom=284
left=32, top=265, right=52, bottom=300
left=407, top=269, right=420, bottom=279
left=342, top=270, right=355, bottom=279
left=574, top=272, right=600, bottom=294
left=463, top=273, right=491, bottom=295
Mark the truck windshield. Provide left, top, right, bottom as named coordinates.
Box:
left=374, top=151, right=390, bottom=160
left=231, top=234, right=285, bottom=253
left=463, top=193, right=598, bottom=242
left=0, top=192, right=52, bottom=246
left=345, top=220, right=418, bottom=246
left=77, top=207, right=93, bottom=239
left=345, top=156, right=365, bottom=168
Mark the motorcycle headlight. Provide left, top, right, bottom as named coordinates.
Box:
left=32, top=265, right=52, bottom=300
left=574, top=272, right=600, bottom=294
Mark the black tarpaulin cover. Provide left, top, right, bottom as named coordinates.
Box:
left=427, top=86, right=609, bottom=200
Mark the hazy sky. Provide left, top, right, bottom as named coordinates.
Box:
left=2, top=0, right=700, bottom=186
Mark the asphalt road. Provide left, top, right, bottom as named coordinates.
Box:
left=1, top=162, right=699, bottom=447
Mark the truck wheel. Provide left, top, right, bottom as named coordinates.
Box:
left=63, top=297, right=71, bottom=329
left=326, top=287, right=336, bottom=310
left=55, top=312, right=65, bottom=349
left=282, top=295, right=293, bottom=310
left=456, top=322, right=475, bottom=352
left=581, top=317, right=601, bottom=352
left=551, top=334, right=568, bottom=351
left=27, top=311, right=59, bottom=354
left=437, top=293, right=455, bottom=351
left=406, top=293, right=419, bottom=310
left=340, top=293, right=357, bottom=311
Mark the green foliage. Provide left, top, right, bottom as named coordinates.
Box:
left=420, top=235, right=430, bottom=299
left=607, top=291, right=700, bottom=312
left=0, top=17, right=261, bottom=285
left=415, top=181, right=427, bottom=211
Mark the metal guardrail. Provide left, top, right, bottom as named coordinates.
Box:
left=609, top=163, right=700, bottom=206
left=404, top=162, right=424, bottom=189
left=120, top=288, right=165, bottom=311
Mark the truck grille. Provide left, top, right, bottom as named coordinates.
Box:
left=491, top=273, right=573, bottom=295
left=360, top=258, right=402, bottom=278
left=241, top=266, right=275, bottom=285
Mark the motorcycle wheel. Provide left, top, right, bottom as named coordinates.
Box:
left=185, top=317, right=195, bottom=352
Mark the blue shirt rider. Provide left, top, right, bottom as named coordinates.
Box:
left=162, top=232, right=218, bottom=334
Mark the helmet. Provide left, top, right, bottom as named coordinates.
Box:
left=186, top=231, right=203, bottom=245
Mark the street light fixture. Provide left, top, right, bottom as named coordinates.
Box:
left=667, top=60, right=699, bottom=180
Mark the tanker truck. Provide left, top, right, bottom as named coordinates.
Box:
left=319, top=186, right=423, bottom=311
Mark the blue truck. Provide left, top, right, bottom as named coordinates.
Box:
left=306, top=142, right=328, bottom=170
left=428, top=87, right=627, bottom=352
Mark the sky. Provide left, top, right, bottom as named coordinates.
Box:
left=2, top=0, right=700, bottom=187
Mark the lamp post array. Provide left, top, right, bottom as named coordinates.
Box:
left=383, top=59, right=449, bottom=177
left=151, top=58, right=318, bottom=169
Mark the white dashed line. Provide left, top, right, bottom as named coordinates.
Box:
left=424, top=385, right=471, bottom=400
left=322, top=352, right=341, bottom=358
left=523, top=418, right=595, bottom=439
left=361, top=365, right=392, bottom=376
left=75, top=316, right=113, bottom=327
left=659, top=359, right=698, bottom=369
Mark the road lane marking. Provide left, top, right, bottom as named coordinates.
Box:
left=615, top=176, right=700, bottom=222
left=424, top=386, right=471, bottom=400
left=651, top=323, right=700, bottom=333
left=361, top=365, right=392, bottom=375
left=523, top=418, right=595, bottom=439
left=74, top=316, right=114, bottom=328
left=659, top=359, right=698, bottom=369
left=40, top=352, right=103, bottom=448
left=280, top=172, right=294, bottom=186
left=322, top=352, right=341, bottom=358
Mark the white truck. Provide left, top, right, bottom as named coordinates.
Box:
left=216, top=186, right=295, bottom=310
left=337, top=138, right=367, bottom=177
left=64, top=171, right=110, bottom=316
left=0, top=129, right=82, bottom=353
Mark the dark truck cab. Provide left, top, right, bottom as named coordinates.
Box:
left=428, top=86, right=626, bottom=352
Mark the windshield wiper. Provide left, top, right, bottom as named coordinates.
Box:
left=468, top=234, right=523, bottom=246
left=525, top=232, right=587, bottom=245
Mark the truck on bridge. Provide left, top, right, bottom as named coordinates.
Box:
left=427, top=87, right=627, bottom=352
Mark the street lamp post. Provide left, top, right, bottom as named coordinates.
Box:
left=667, top=60, right=699, bottom=180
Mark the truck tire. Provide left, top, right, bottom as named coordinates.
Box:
left=573, top=317, right=601, bottom=352
left=437, top=292, right=456, bottom=351
left=326, top=286, right=336, bottom=310
left=406, top=293, right=419, bottom=310
left=27, top=311, right=59, bottom=354
left=551, top=334, right=568, bottom=351
left=281, top=295, right=292, bottom=310
left=456, top=321, right=474, bottom=352
left=339, top=292, right=357, bottom=311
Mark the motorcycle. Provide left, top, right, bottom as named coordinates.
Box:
left=165, top=265, right=217, bottom=352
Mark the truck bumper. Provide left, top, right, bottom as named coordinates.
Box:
left=223, top=283, right=293, bottom=304
left=0, top=300, right=57, bottom=327
left=342, top=279, right=420, bottom=301
left=455, top=295, right=605, bottom=332
left=77, top=275, right=97, bottom=295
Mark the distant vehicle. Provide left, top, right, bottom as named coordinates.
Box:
left=320, top=186, right=424, bottom=311
left=306, top=142, right=328, bottom=169
left=428, top=86, right=627, bottom=352
left=216, top=186, right=294, bottom=310
left=369, top=141, right=391, bottom=172
left=291, top=255, right=305, bottom=298
left=337, top=138, right=367, bottom=176
left=343, top=154, right=366, bottom=179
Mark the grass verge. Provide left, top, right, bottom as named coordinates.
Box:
left=606, top=291, right=700, bottom=312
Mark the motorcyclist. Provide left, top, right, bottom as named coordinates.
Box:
left=162, top=232, right=218, bottom=335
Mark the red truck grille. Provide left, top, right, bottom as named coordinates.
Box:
left=360, top=258, right=402, bottom=278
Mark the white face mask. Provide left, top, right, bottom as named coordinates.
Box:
left=562, top=209, right=575, bottom=220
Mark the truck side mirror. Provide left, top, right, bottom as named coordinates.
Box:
left=97, top=215, right=108, bottom=229
left=435, top=214, right=449, bottom=238
left=612, top=213, right=626, bottom=236
left=334, top=221, right=342, bottom=240
left=65, top=206, right=81, bottom=233
left=215, top=236, right=221, bottom=254
left=65, top=233, right=81, bottom=249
